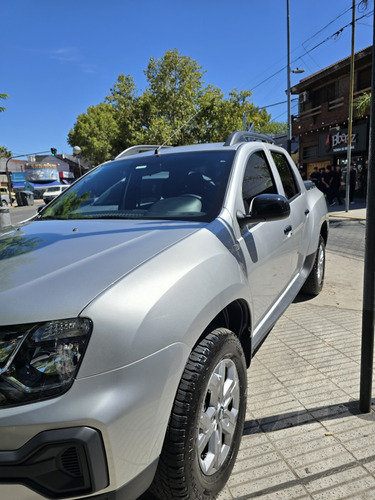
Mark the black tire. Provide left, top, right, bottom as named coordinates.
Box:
left=302, top=235, right=326, bottom=296
left=151, top=328, right=247, bottom=500
left=1, top=199, right=8, bottom=207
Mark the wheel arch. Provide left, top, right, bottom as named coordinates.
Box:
left=198, top=299, right=252, bottom=368
left=320, top=219, right=329, bottom=245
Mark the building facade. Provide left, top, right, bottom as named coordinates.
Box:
left=291, top=45, right=371, bottom=197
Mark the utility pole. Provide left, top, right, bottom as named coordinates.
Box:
left=287, top=0, right=291, bottom=154
left=345, top=0, right=356, bottom=212
left=359, top=9, right=375, bottom=413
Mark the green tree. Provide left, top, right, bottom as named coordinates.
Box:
left=68, top=103, right=119, bottom=165
left=355, top=91, right=371, bottom=116
left=0, top=93, right=8, bottom=113
left=0, top=94, right=12, bottom=157
left=144, top=48, right=204, bottom=145
left=0, top=146, right=12, bottom=157
left=67, top=50, right=287, bottom=163
left=105, top=74, right=141, bottom=152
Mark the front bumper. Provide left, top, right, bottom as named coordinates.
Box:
left=0, top=342, right=189, bottom=499
left=0, top=427, right=108, bottom=499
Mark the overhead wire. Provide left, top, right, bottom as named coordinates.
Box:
left=249, top=7, right=373, bottom=99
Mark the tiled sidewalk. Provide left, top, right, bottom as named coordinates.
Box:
left=221, top=303, right=375, bottom=500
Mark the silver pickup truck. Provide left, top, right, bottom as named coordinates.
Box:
left=0, top=131, right=328, bottom=500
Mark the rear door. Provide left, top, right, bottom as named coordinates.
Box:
left=268, top=149, right=308, bottom=275
left=236, top=149, right=297, bottom=332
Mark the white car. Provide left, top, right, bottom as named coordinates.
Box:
left=43, top=185, right=69, bottom=204
left=0, top=187, right=11, bottom=206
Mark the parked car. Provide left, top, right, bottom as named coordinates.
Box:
left=0, top=187, right=12, bottom=206
left=42, top=184, right=69, bottom=204
left=0, top=131, right=328, bottom=500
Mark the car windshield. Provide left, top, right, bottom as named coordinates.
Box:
left=38, top=150, right=235, bottom=222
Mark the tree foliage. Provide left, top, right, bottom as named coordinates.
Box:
left=0, top=145, right=12, bottom=158
left=0, top=93, right=8, bottom=113
left=354, top=91, right=371, bottom=116
left=0, top=94, right=12, bottom=156
left=68, top=49, right=286, bottom=165
left=67, top=103, right=119, bottom=165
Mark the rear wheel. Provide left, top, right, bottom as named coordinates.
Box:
left=302, top=235, right=325, bottom=296
left=151, top=328, right=247, bottom=500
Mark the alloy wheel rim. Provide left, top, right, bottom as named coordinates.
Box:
left=197, top=358, right=240, bottom=475
left=317, top=244, right=325, bottom=283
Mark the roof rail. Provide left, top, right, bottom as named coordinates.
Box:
left=224, top=131, right=275, bottom=146
left=115, top=145, right=172, bottom=159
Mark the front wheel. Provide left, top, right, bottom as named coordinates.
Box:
left=151, top=328, right=247, bottom=500
left=1, top=199, right=8, bottom=207
left=302, top=235, right=326, bottom=296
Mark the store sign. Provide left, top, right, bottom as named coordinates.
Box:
left=330, top=131, right=357, bottom=150
left=25, top=163, right=59, bottom=182
left=319, top=124, right=368, bottom=155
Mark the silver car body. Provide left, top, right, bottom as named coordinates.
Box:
left=0, top=137, right=328, bottom=499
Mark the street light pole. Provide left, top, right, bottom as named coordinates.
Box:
left=73, top=146, right=82, bottom=177
left=286, top=1, right=304, bottom=155
left=359, top=4, right=375, bottom=414
left=345, top=0, right=356, bottom=212
left=287, top=0, right=292, bottom=154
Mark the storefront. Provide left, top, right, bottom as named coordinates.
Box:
left=317, top=123, right=368, bottom=168
left=303, top=122, right=369, bottom=196
left=24, top=163, right=61, bottom=198
left=318, top=122, right=368, bottom=197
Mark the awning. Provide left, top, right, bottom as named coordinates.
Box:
left=26, top=181, right=62, bottom=190
left=12, top=182, right=25, bottom=189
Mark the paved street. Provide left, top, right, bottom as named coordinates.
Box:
left=327, top=218, right=365, bottom=260
left=4, top=199, right=43, bottom=225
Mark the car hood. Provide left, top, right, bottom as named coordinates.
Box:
left=0, top=219, right=204, bottom=325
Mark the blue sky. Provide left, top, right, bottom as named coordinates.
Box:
left=1, top=0, right=373, bottom=158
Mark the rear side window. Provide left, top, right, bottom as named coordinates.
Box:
left=271, top=151, right=299, bottom=200
left=242, top=151, right=277, bottom=209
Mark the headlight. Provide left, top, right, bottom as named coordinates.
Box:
left=0, top=318, right=92, bottom=407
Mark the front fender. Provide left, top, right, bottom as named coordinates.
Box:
left=79, top=227, right=250, bottom=378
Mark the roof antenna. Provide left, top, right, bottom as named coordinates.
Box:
left=154, top=107, right=201, bottom=155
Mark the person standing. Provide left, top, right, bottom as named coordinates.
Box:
left=323, top=166, right=334, bottom=204
left=330, top=165, right=342, bottom=205
left=349, top=163, right=357, bottom=204
left=310, top=167, right=321, bottom=187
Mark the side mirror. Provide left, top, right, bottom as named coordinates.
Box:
left=237, top=194, right=290, bottom=228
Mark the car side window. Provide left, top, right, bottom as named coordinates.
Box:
left=271, top=151, right=299, bottom=200
left=242, top=150, right=277, bottom=210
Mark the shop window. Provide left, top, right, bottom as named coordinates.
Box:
left=312, top=83, right=337, bottom=106
left=312, top=88, right=324, bottom=107
left=303, top=146, right=318, bottom=160
left=357, top=67, right=371, bottom=91
left=326, top=82, right=337, bottom=101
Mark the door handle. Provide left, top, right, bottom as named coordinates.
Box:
left=284, top=225, right=292, bottom=235
left=305, top=209, right=310, bottom=216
